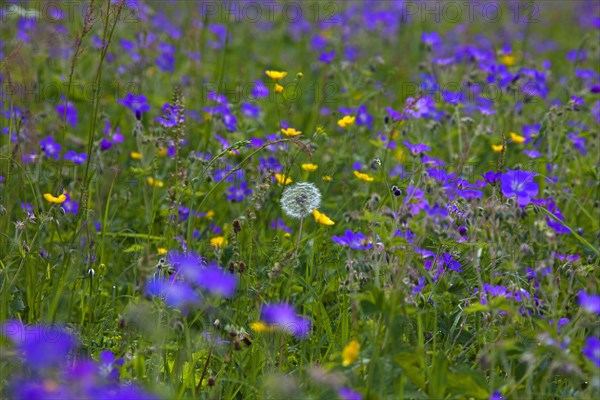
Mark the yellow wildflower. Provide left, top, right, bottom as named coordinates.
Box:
left=353, top=171, right=374, bottom=182
left=205, top=210, right=215, bottom=219
left=130, top=151, right=142, bottom=160
left=491, top=144, right=505, bottom=152
left=157, top=148, right=167, bottom=157
left=509, top=132, right=526, bottom=144
left=265, top=70, right=287, bottom=80
left=394, top=147, right=406, bottom=163
left=297, top=72, right=303, bottom=78
left=284, top=232, right=291, bottom=238
left=275, top=173, right=292, bottom=185
left=250, top=321, right=276, bottom=333
left=337, top=115, right=356, bottom=128
left=322, top=175, right=332, bottom=182
left=147, top=177, right=164, bottom=187
left=274, top=84, right=284, bottom=93
left=312, top=209, right=335, bottom=225
left=302, top=163, right=318, bottom=172
left=157, top=248, right=168, bottom=255
left=43, top=192, right=67, bottom=204
left=210, top=236, right=225, bottom=248
left=281, top=127, right=302, bottom=136
left=342, top=340, right=360, bottom=366
left=500, top=54, right=515, bottom=67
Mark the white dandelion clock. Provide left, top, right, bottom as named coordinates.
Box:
left=280, top=182, right=322, bottom=219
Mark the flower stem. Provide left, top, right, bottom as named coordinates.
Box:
left=295, top=216, right=304, bottom=256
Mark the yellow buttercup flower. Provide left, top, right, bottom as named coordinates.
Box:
left=43, top=192, right=67, bottom=204
left=500, top=54, right=515, bottom=67
left=312, top=209, right=335, bottom=225
left=281, top=127, right=302, bottom=136
left=337, top=115, right=356, bottom=128
left=250, top=321, right=276, bottom=333
left=342, top=340, right=360, bottom=366
left=205, top=210, right=215, bottom=219
left=157, top=248, right=168, bottom=255
left=210, top=236, right=225, bottom=248
left=274, top=84, right=284, bottom=93
left=491, top=144, right=505, bottom=152
left=130, top=151, right=142, bottom=160
left=157, top=148, right=167, bottom=157
left=353, top=171, right=374, bottom=182
left=275, top=173, right=292, bottom=185
left=284, top=232, right=291, bottom=238
left=265, top=70, right=288, bottom=80
left=322, top=175, right=332, bottom=182
left=509, top=132, right=526, bottom=144
left=302, top=163, right=318, bottom=172
left=147, top=177, right=164, bottom=187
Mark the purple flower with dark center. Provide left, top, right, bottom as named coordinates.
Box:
left=56, top=96, right=78, bottom=126
left=500, top=169, right=538, bottom=206
left=119, top=93, right=150, bottom=120
left=403, top=141, right=431, bottom=156
left=260, top=303, right=311, bottom=339
left=241, top=102, right=260, bottom=118
left=583, top=337, right=600, bottom=367
left=196, top=263, right=237, bottom=298
left=355, top=105, right=373, bottom=129
left=338, top=387, right=363, bottom=400
left=227, top=181, right=252, bottom=202
left=40, top=136, right=62, bottom=160
left=1, top=320, right=77, bottom=370
left=318, top=49, right=335, bottom=63
left=578, top=291, right=600, bottom=314
left=63, top=150, right=87, bottom=164
left=332, top=230, right=372, bottom=250
left=98, top=350, right=125, bottom=380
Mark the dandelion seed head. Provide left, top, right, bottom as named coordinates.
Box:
left=280, top=182, right=321, bottom=219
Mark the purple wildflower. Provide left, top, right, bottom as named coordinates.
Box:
left=404, top=185, right=428, bottom=215
left=56, top=96, right=78, bottom=126
left=227, top=181, right=252, bottom=202
left=241, top=102, right=260, bottom=118
left=500, top=169, right=538, bottom=206
left=119, top=93, right=150, bottom=120
left=355, top=105, right=373, bottom=129
left=403, top=141, right=431, bottom=156
left=318, top=49, right=335, bottom=63
left=196, top=263, right=237, bottom=298
left=1, top=320, right=77, bottom=370
left=332, top=230, right=372, bottom=250
left=40, top=136, right=62, bottom=160
left=338, top=387, right=363, bottom=400
left=146, top=278, right=200, bottom=312
left=481, top=170, right=502, bottom=185
left=260, top=303, right=311, bottom=339
left=63, top=150, right=87, bottom=164
left=583, top=337, right=600, bottom=368
left=578, top=291, right=600, bottom=314
left=98, top=350, right=124, bottom=380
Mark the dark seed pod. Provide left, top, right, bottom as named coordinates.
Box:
left=233, top=219, right=242, bottom=233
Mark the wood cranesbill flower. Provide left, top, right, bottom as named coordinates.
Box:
left=258, top=303, right=311, bottom=339
left=583, top=336, right=600, bottom=367
left=332, top=230, right=372, bottom=250
left=119, top=93, right=150, bottom=120
left=500, top=169, right=539, bottom=207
